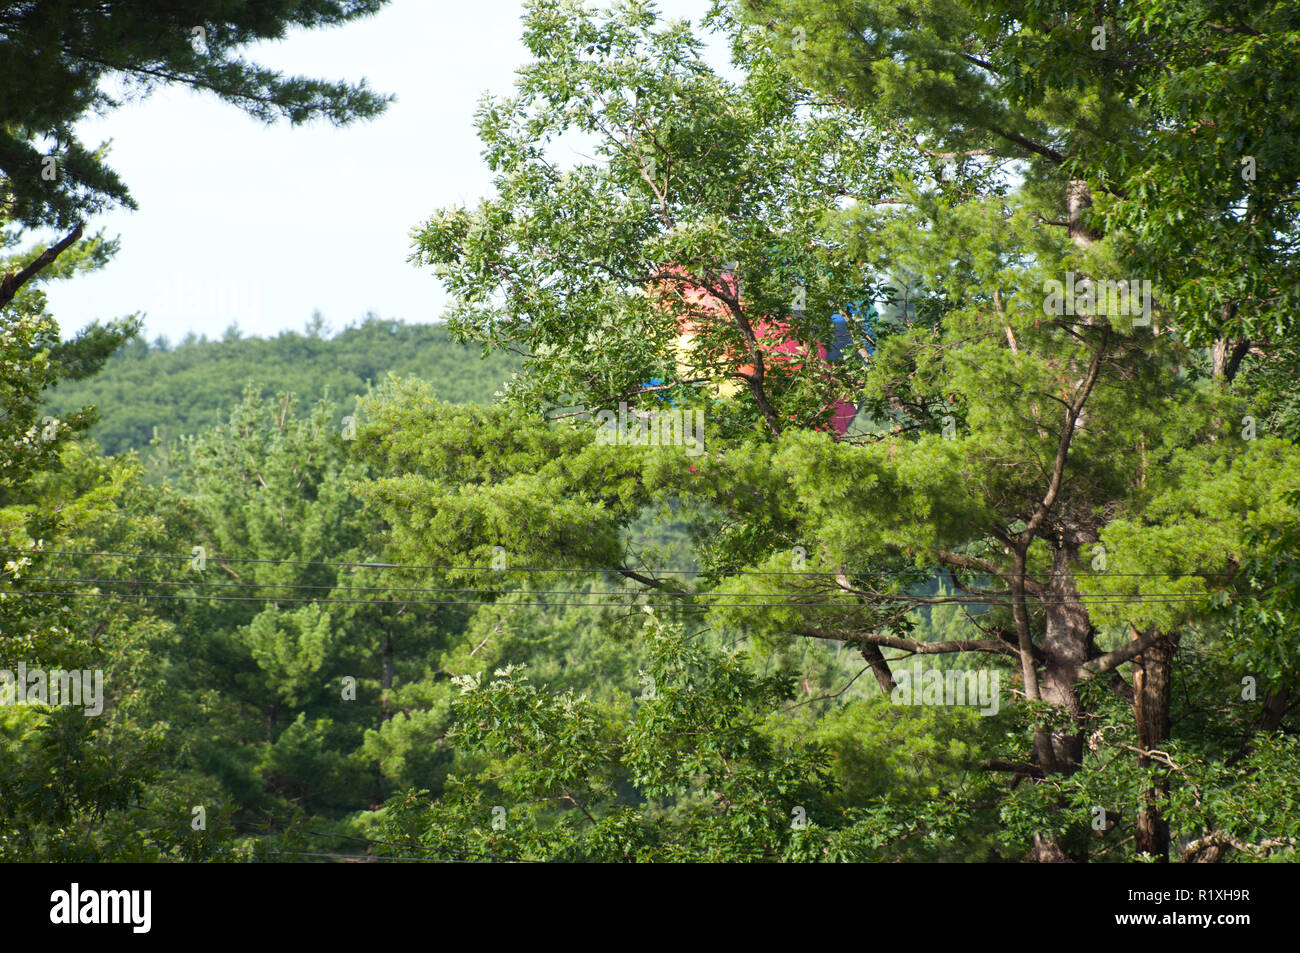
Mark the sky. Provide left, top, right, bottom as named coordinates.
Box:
left=42, top=0, right=726, bottom=344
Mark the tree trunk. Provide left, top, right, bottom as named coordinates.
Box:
left=1259, top=689, right=1291, bottom=732
left=1132, top=626, right=1178, bottom=861
left=1067, top=179, right=1101, bottom=247
left=381, top=627, right=394, bottom=721
left=860, top=643, right=896, bottom=694
left=1021, top=543, right=1094, bottom=862
left=1039, top=546, right=1090, bottom=771
left=1211, top=334, right=1250, bottom=382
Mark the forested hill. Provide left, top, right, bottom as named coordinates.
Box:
left=44, top=315, right=521, bottom=458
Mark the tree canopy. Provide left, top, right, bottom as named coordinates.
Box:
left=0, top=0, right=391, bottom=231
left=1, top=0, right=1297, bottom=868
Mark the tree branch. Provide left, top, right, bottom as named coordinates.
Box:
left=0, top=223, right=84, bottom=307
left=795, top=625, right=1018, bottom=658
left=1019, top=325, right=1110, bottom=542
left=1078, top=626, right=1166, bottom=679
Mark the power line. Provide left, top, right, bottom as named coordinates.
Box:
left=6, top=547, right=670, bottom=574
left=1, top=547, right=1237, bottom=579
left=0, top=587, right=1219, bottom=609
left=6, top=576, right=1224, bottom=602
left=15, top=575, right=649, bottom=597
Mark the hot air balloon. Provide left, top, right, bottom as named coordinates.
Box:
left=643, top=265, right=874, bottom=437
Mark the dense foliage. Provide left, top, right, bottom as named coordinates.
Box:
left=1, top=0, right=1296, bottom=864
left=44, top=315, right=522, bottom=467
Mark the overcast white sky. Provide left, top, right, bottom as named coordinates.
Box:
left=42, top=0, right=724, bottom=343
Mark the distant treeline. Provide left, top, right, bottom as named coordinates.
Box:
left=44, top=314, right=522, bottom=458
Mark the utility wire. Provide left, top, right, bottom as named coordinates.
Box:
left=0, top=588, right=1219, bottom=609
left=6, top=576, right=1222, bottom=601
left=1, top=547, right=1236, bottom=578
